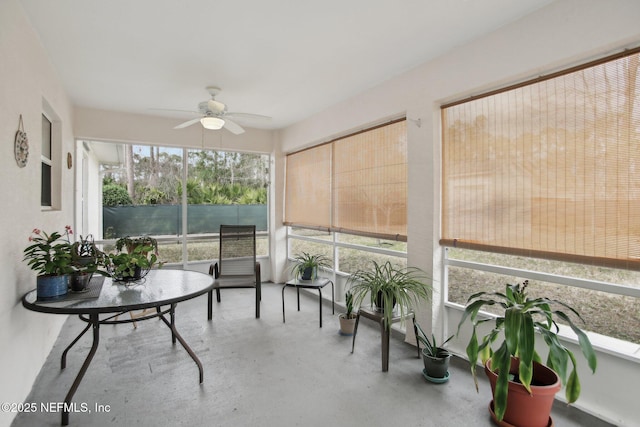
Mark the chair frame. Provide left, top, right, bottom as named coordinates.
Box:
left=207, top=225, right=261, bottom=319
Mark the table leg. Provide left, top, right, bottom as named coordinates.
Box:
left=61, top=319, right=91, bottom=370
left=351, top=312, right=361, bottom=353
left=412, top=316, right=420, bottom=358
left=62, top=313, right=100, bottom=426
left=381, top=320, right=390, bottom=372
left=281, top=285, right=286, bottom=323
left=158, top=304, right=204, bottom=383
left=207, top=290, right=213, bottom=320
left=296, top=287, right=300, bottom=311
left=318, top=289, right=323, bottom=328
left=170, top=305, right=176, bottom=344
left=330, top=281, right=335, bottom=314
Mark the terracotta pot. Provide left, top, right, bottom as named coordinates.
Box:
left=485, top=358, right=561, bottom=427
left=339, top=314, right=356, bottom=335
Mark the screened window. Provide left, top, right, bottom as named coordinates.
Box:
left=285, top=119, right=407, bottom=241
left=441, top=49, right=640, bottom=270
left=81, top=141, right=269, bottom=265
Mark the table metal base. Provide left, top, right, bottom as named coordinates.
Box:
left=59, top=305, right=202, bottom=425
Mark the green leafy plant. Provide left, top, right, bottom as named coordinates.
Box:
left=347, top=261, right=431, bottom=330
left=457, top=280, right=597, bottom=422
left=109, top=236, right=161, bottom=281
left=71, top=234, right=108, bottom=275
left=345, top=291, right=355, bottom=318
left=415, top=322, right=453, bottom=358
left=23, top=226, right=74, bottom=276
left=115, top=235, right=159, bottom=255
left=290, top=252, right=331, bottom=280
left=339, top=291, right=357, bottom=320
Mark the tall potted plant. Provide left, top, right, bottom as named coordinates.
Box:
left=23, top=226, right=75, bottom=299
left=347, top=261, right=431, bottom=331
left=290, top=252, right=331, bottom=281
left=457, top=280, right=597, bottom=426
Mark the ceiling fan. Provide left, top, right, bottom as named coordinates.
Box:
left=170, top=86, right=271, bottom=135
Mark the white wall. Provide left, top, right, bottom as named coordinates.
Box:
left=278, top=0, right=640, bottom=425
left=0, top=1, right=77, bottom=426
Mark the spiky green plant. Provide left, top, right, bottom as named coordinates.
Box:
left=415, top=322, right=453, bottom=358
left=347, top=261, right=431, bottom=330
left=290, top=252, right=332, bottom=280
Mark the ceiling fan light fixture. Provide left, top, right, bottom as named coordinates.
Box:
left=200, top=117, right=225, bottom=130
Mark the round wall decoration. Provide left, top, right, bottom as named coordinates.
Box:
left=14, top=115, right=29, bottom=168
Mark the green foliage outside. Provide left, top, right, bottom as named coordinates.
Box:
left=103, top=184, right=132, bottom=206
left=101, top=146, right=268, bottom=207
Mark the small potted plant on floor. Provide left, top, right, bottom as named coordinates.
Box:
left=338, top=291, right=357, bottom=335
left=290, top=252, right=331, bottom=281
left=414, top=322, right=454, bottom=382
left=347, top=261, right=431, bottom=331
left=457, top=280, right=597, bottom=426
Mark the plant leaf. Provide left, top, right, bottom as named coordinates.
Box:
left=553, top=310, right=597, bottom=374
left=517, top=314, right=534, bottom=393
left=492, top=342, right=511, bottom=422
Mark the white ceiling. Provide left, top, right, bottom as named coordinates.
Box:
left=19, top=0, right=554, bottom=130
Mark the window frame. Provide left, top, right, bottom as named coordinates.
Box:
left=41, top=113, right=52, bottom=208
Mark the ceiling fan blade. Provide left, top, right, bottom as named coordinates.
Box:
left=222, top=118, right=245, bottom=135
left=208, top=99, right=226, bottom=113
left=173, top=117, right=201, bottom=129
left=225, top=112, right=272, bottom=121
left=150, top=108, right=200, bottom=115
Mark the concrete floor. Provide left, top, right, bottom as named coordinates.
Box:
left=13, top=282, right=613, bottom=427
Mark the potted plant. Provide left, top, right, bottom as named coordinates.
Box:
left=115, top=235, right=159, bottom=256
left=108, top=235, right=161, bottom=281
left=23, top=226, right=75, bottom=299
left=457, top=280, right=597, bottom=426
left=70, top=234, right=108, bottom=291
left=338, top=291, right=357, bottom=335
left=290, top=252, right=331, bottom=281
left=347, top=261, right=431, bottom=331
left=415, top=322, right=454, bottom=382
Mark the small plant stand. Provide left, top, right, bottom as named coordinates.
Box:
left=282, top=277, right=334, bottom=327
left=351, top=307, right=420, bottom=372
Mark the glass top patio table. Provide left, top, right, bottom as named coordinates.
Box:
left=22, top=269, right=214, bottom=426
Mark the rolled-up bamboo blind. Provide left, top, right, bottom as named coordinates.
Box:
left=285, top=119, right=407, bottom=241
left=284, top=143, right=332, bottom=230
left=441, top=48, right=640, bottom=270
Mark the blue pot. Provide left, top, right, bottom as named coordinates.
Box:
left=37, top=275, right=69, bottom=300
